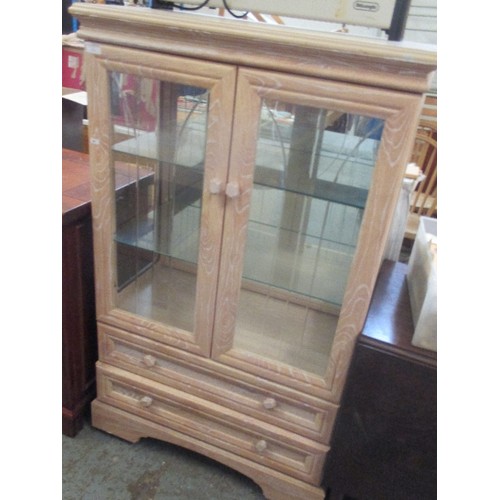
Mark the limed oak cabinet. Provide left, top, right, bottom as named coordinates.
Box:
left=70, top=4, right=436, bottom=499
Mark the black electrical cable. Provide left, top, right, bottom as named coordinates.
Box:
left=172, top=0, right=210, bottom=10
left=159, top=0, right=248, bottom=19
left=221, top=0, right=248, bottom=18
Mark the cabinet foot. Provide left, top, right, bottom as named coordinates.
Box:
left=91, top=400, right=325, bottom=499
left=91, top=400, right=145, bottom=443
left=62, top=407, right=84, bottom=438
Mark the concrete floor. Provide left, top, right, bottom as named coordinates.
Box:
left=62, top=412, right=266, bottom=500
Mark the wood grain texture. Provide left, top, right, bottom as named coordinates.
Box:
left=86, top=44, right=237, bottom=357
left=70, top=3, right=435, bottom=93
left=96, top=362, right=329, bottom=484
left=327, top=93, right=423, bottom=401
left=62, top=210, right=97, bottom=436
left=72, top=5, right=436, bottom=498
left=98, top=323, right=338, bottom=443
left=85, top=51, right=115, bottom=320
left=92, top=399, right=326, bottom=499
left=212, top=68, right=423, bottom=402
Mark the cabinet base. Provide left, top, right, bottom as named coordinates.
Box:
left=62, top=406, right=85, bottom=438
left=63, top=388, right=95, bottom=437
left=91, top=400, right=325, bottom=500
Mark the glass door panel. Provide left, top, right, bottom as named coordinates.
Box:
left=233, top=100, right=384, bottom=376
left=110, top=71, right=209, bottom=334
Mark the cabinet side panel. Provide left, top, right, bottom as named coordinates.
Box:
left=329, top=93, right=423, bottom=401
left=85, top=51, right=116, bottom=320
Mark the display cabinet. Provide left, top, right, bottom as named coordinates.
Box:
left=70, top=4, right=436, bottom=499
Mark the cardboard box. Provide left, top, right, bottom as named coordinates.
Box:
left=407, top=216, right=437, bottom=351
left=62, top=46, right=85, bottom=91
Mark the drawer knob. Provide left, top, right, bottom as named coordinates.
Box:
left=225, top=181, right=240, bottom=199
left=262, top=397, right=277, bottom=410
left=143, top=354, right=156, bottom=367
left=209, top=178, right=223, bottom=194
left=255, top=439, right=268, bottom=453
left=138, top=396, right=153, bottom=408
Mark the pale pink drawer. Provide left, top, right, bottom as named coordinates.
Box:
left=97, top=362, right=329, bottom=484
left=99, top=324, right=338, bottom=443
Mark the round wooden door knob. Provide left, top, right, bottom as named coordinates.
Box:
left=255, top=439, right=268, bottom=453
left=138, top=396, right=153, bottom=408
left=262, top=397, right=277, bottom=410
left=209, top=178, right=223, bottom=194
left=143, top=354, right=156, bottom=367
left=225, top=181, right=240, bottom=199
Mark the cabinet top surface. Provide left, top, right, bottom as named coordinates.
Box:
left=361, top=260, right=437, bottom=366
left=62, top=148, right=91, bottom=222
left=69, top=3, right=436, bottom=68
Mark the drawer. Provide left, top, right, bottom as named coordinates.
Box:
left=98, top=324, right=338, bottom=443
left=97, top=362, right=329, bottom=484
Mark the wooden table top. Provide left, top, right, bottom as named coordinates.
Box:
left=63, top=147, right=156, bottom=225
left=361, top=259, right=437, bottom=367
left=62, top=148, right=92, bottom=225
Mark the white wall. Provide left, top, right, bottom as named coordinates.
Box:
left=404, top=0, right=437, bottom=91
left=403, top=0, right=437, bottom=45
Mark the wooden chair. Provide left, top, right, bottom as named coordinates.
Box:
left=404, top=129, right=437, bottom=240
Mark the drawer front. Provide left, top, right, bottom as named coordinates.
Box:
left=97, top=363, right=329, bottom=484
left=99, top=324, right=337, bottom=443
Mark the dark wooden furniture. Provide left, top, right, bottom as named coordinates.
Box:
left=62, top=94, right=87, bottom=154
left=323, top=260, right=437, bottom=500
left=62, top=149, right=156, bottom=436
left=62, top=149, right=98, bottom=437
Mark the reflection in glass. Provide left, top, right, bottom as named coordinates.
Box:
left=234, top=101, right=384, bottom=375
left=110, top=71, right=209, bottom=333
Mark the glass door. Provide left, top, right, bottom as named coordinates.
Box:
left=235, top=104, right=382, bottom=376
left=212, top=68, right=418, bottom=391
left=112, top=77, right=209, bottom=332
left=86, top=46, right=236, bottom=356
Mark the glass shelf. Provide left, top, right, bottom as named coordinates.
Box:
left=115, top=187, right=359, bottom=308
